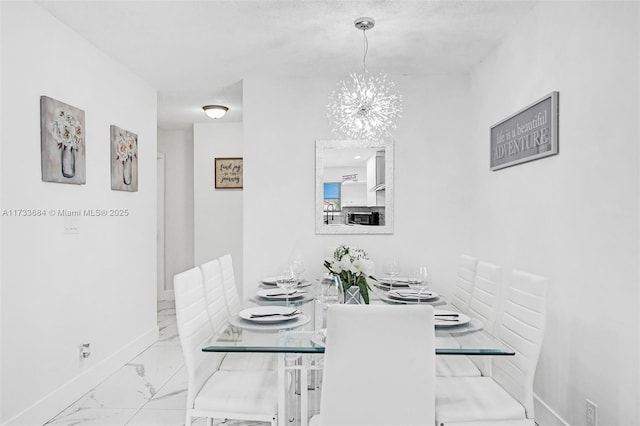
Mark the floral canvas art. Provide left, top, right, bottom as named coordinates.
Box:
left=110, top=125, right=138, bottom=192
left=40, top=96, right=86, bottom=184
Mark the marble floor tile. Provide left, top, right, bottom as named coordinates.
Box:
left=158, top=322, right=180, bottom=343
left=61, top=342, right=185, bottom=412
left=48, top=301, right=275, bottom=426
left=128, top=407, right=270, bottom=426
left=144, top=366, right=187, bottom=410
left=128, top=409, right=267, bottom=426
left=45, top=407, right=138, bottom=425
left=124, top=408, right=188, bottom=426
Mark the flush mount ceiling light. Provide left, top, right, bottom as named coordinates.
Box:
left=202, top=105, right=229, bottom=119
left=327, top=17, right=402, bottom=141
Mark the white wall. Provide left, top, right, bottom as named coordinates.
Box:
left=0, top=2, right=3, bottom=421
left=158, top=128, right=194, bottom=297
left=242, top=74, right=472, bottom=299
left=193, top=123, right=243, bottom=289
left=1, top=2, right=158, bottom=424
left=468, top=2, right=639, bottom=425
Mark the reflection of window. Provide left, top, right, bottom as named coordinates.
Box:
left=323, top=182, right=341, bottom=212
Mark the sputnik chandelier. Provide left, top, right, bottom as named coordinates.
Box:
left=327, top=17, right=403, bottom=141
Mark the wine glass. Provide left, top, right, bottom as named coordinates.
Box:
left=276, top=266, right=297, bottom=308
left=382, top=258, right=399, bottom=292
left=289, top=254, right=305, bottom=283
left=318, top=275, right=344, bottom=329
left=408, top=266, right=430, bottom=303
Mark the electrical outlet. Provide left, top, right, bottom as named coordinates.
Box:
left=586, top=399, right=598, bottom=426
left=79, top=343, right=91, bottom=359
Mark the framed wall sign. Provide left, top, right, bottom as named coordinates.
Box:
left=490, top=91, right=559, bottom=171
left=214, top=157, right=243, bottom=189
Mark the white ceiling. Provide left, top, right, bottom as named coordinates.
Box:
left=324, top=146, right=381, bottom=168
left=36, top=0, right=536, bottom=130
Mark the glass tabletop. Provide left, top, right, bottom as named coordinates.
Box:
left=202, top=297, right=514, bottom=356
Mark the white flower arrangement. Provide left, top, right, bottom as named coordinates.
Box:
left=323, top=245, right=376, bottom=304
left=50, top=108, right=83, bottom=151
left=115, top=132, right=137, bottom=163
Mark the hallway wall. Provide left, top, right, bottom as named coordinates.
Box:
left=158, top=128, right=194, bottom=298
left=1, top=2, right=158, bottom=423
left=193, top=123, right=244, bottom=289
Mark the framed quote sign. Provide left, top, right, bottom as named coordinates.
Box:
left=490, top=91, right=559, bottom=171
left=214, top=157, right=243, bottom=189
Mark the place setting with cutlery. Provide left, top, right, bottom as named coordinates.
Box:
left=229, top=305, right=312, bottom=331
left=375, top=264, right=446, bottom=306
left=253, top=262, right=315, bottom=306
left=235, top=261, right=314, bottom=330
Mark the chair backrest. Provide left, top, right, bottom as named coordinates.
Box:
left=320, top=304, right=435, bottom=426
left=450, top=254, right=479, bottom=313
left=219, top=254, right=242, bottom=316
left=467, top=261, right=503, bottom=334
left=200, top=259, right=228, bottom=334
left=492, top=269, right=548, bottom=419
left=174, top=267, right=222, bottom=409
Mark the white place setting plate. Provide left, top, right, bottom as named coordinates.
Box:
left=229, top=306, right=311, bottom=331
left=387, top=289, right=439, bottom=302
left=238, top=306, right=302, bottom=323
left=261, top=276, right=312, bottom=287
left=434, top=309, right=471, bottom=327
left=256, top=288, right=305, bottom=301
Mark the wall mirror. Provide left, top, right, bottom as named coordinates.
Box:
left=315, top=139, right=394, bottom=234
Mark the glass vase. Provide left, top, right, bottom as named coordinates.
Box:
left=61, top=146, right=75, bottom=178
left=343, top=286, right=361, bottom=304
left=123, top=157, right=132, bottom=185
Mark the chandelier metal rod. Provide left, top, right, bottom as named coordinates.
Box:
left=362, top=29, right=368, bottom=74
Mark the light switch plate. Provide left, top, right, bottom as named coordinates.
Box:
left=64, top=216, right=80, bottom=234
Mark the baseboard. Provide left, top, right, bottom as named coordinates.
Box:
left=4, top=326, right=159, bottom=426
left=534, top=393, right=570, bottom=426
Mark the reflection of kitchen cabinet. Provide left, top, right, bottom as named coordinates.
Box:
left=366, top=151, right=385, bottom=206
left=341, top=181, right=367, bottom=207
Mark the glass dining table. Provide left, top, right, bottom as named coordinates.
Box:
left=202, top=285, right=514, bottom=426
left=202, top=290, right=514, bottom=356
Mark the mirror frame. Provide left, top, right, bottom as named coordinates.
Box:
left=315, top=139, right=394, bottom=234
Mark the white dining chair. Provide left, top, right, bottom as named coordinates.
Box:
left=219, top=254, right=242, bottom=317
left=467, top=261, right=503, bottom=334
left=435, top=269, right=548, bottom=425
left=200, top=259, right=228, bottom=334
left=174, top=267, right=278, bottom=426
left=310, top=304, right=435, bottom=426
left=200, top=258, right=277, bottom=371
left=437, top=260, right=503, bottom=377
left=449, top=254, right=479, bottom=314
